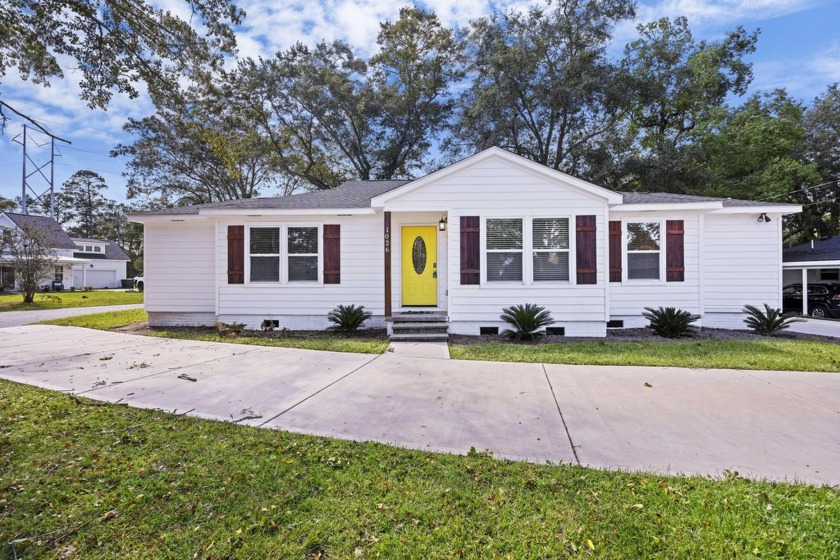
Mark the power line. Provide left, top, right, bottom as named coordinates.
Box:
left=761, top=178, right=839, bottom=201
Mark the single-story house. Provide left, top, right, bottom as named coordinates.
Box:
left=71, top=238, right=130, bottom=289
left=0, top=212, right=90, bottom=291
left=131, top=148, right=801, bottom=337
left=782, top=235, right=840, bottom=314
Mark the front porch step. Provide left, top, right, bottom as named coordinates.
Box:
left=389, top=312, right=449, bottom=341
left=390, top=333, right=449, bottom=342
left=391, top=322, right=449, bottom=335
left=390, top=313, right=447, bottom=323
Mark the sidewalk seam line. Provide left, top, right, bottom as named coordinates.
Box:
left=258, top=353, right=384, bottom=427
left=741, top=371, right=840, bottom=415
left=542, top=363, right=580, bottom=465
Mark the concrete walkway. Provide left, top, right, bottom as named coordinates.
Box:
left=0, top=304, right=144, bottom=328
left=1, top=325, right=838, bottom=487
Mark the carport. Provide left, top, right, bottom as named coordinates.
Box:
left=782, top=235, right=840, bottom=314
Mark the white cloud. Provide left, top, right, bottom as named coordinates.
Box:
left=635, top=0, right=822, bottom=26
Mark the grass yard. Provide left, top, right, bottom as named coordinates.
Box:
left=39, top=309, right=389, bottom=354
left=449, top=339, right=840, bottom=372
left=40, top=307, right=150, bottom=330
left=0, top=380, right=837, bottom=559
left=0, top=290, right=143, bottom=312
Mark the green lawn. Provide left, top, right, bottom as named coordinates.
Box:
left=41, top=307, right=149, bottom=329
left=40, top=309, right=389, bottom=354
left=0, top=380, right=837, bottom=559
left=0, top=290, right=143, bottom=311
left=449, top=339, right=840, bottom=372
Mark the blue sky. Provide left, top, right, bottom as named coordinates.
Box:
left=1, top=0, right=838, bottom=207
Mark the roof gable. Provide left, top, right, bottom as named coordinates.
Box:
left=1, top=212, right=77, bottom=249
left=370, top=147, right=624, bottom=207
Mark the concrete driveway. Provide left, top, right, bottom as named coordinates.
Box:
left=1, top=325, right=838, bottom=486
left=0, top=303, right=143, bottom=328
left=787, top=316, right=840, bottom=338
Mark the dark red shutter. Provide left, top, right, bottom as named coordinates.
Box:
left=576, top=215, right=597, bottom=285
left=323, top=224, right=340, bottom=284
left=666, top=220, right=685, bottom=282
left=460, top=216, right=480, bottom=285
left=609, top=220, right=622, bottom=282
left=227, top=225, right=244, bottom=284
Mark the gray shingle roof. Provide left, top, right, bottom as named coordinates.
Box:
left=783, top=235, right=840, bottom=263
left=619, top=192, right=787, bottom=207
left=71, top=237, right=130, bottom=261
left=134, top=180, right=792, bottom=218
left=135, top=180, right=412, bottom=216
left=3, top=213, right=77, bottom=249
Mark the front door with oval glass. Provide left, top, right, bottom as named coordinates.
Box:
left=401, top=226, right=437, bottom=306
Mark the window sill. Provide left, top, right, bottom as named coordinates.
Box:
left=243, top=282, right=324, bottom=288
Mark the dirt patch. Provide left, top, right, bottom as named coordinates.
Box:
left=112, top=322, right=388, bottom=341
left=450, top=327, right=839, bottom=346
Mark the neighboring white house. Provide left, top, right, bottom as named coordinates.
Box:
left=0, top=212, right=92, bottom=291
left=130, top=148, right=801, bottom=337
left=71, top=238, right=130, bottom=289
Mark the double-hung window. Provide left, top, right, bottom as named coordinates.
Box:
left=532, top=218, right=570, bottom=281
left=248, top=226, right=320, bottom=283
left=486, top=218, right=523, bottom=282
left=250, top=227, right=281, bottom=282
left=626, top=221, right=661, bottom=280
left=287, top=227, right=319, bottom=282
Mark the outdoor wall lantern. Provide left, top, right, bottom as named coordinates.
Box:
left=439, top=216, right=448, bottom=231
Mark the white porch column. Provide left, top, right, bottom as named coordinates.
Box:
left=82, top=264, right=87, bottom=288
left=801, top=268, right=808, bottom=315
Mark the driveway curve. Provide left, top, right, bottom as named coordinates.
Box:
left=1, top=324, right=837, bottom=487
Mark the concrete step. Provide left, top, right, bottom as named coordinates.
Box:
left=391, top=316, right=448, bottom=324
left=390, top=332, right=449, bottom=342
left=391, top=322, right=449, bottom=331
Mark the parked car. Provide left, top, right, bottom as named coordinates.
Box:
left=134, top=276, right=144, bottom=292
left=782, top=282, right=840, bottom=318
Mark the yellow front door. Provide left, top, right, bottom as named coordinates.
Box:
left=401, top=226, right=437, bottom=306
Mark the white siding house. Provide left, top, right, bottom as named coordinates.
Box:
left=131, top=148, right=800, bottom=337
left=71, top=238, right=130, bottom=289
left=0, top=212, right=89, bottom=291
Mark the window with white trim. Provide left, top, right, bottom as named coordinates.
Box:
left=486, top=218, right=523, bottom=282
left=626, top=221, right=661, bottom=280
left=287, top=227, right=318, bottom=282
left=54, top=266, right=63, bottom=283
left=249, top=227, right=280, bottom=282
left=532, top=218, right=570, bottom=281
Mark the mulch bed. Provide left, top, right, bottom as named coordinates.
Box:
left=114, top=323, right=388, bottom=341
left=450, top=327, right=839, bottom=345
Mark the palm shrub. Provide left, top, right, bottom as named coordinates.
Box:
left=327, top=304, right=372, bottom=333
left=500, top=303, right=555, bottom=341
left=642, top=307, right=700, bottom=338
left=743, top=304, right=802, bottom=336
